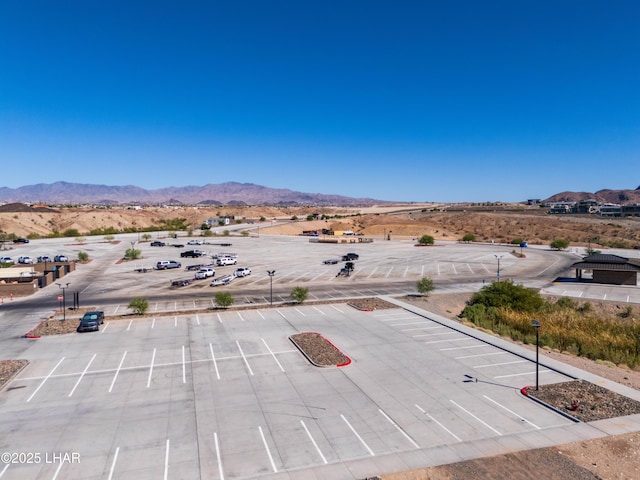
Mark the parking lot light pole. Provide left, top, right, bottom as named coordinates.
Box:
left=56, top=282, right=70, bottom=321
left=494, top=254, right=503, bottom=281
left=267, top=270, right=276, bottom=305
left=531, top=319, right=540, bottom=390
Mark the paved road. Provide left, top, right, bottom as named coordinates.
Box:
left=1, top=233, right=640, bottom=479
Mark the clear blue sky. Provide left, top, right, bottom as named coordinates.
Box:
left=1, top=1, right=638, bottom=202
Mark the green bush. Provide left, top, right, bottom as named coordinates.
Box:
left=416, top=277, right=435, bottom=296
left=464, top=280, right=544, bottom=314
left=214, top=292, right=234, bottom=308
left=418, top=235, right=435, bottom=245
left=290, top=286, right=309, bottom=304
left=550, top=238, right=570, bottom=250
left=77, top=251, right=89, bottom=262
left=128, top=297, right=149, bottom=315
left=461, top=233, right=476, bottom=243
left=124, top=248, right=141, bottom=260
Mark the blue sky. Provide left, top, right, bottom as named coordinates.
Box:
left=1, top=1, right=638, bottom=202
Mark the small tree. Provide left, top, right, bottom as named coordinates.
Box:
left=77, top=251, right=89, bottom=262
left=124, top=248, right=141, bottom=260
left=416, top=277, right=435, bottom=297
left=461, top=233, right=476, bottom=243
left=142, top=233, right=152, bottom=241
left=291, top=286, right=309, bottom=304
left=215, top=292, right=234, bottom=309
left=203, top=229, right=213, bottom=237
left=550, top=238, right=570, bottom=250
left=128, top=297, right=149, bottom=315
left=418, top=234, right=435, bottom=245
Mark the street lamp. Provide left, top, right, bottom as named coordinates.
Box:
left=267, top=270, right=276, bottom=305
left=56, top=282, right=70, bottom=321
left=531, top=319, right=541, bottom=390
left=494, top=254, right=503, bottom=281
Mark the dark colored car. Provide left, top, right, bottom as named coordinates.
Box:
left=181, top=250, right=205, bottom=258
left=342, top=253, right=359, bottom=261
left=323, top=258, right=339, bottom=265
left=13, top=238, right=29, bottom=244
left=345, top=261, right=355, bottom=271
left=77, top=311, right=105, bottom=332
left=150, top=241, right=166, bottom=247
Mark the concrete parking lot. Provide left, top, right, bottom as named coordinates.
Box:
left=2, top=233, right=640, bottom=479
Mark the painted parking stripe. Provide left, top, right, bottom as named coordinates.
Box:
left=300, top=420, right=328, bottom=464
left=450, top=399, right=502, bottom=436
left=294, top=307, right=306, bottom=316
left=483, top=395, right=541, bottom=429
left=182, top=345, right=187, bottom=383
left=69, top=353, right=96, bottom=397
left=312, top=306, right=326, bottom=315
left=455, top=351, right=507, bottom=359
left=379, top=409, right=419, bottom=449
left=107, top=447, right=120, bottom=480
left=391, top=321, right=431, bottom=327
left=27, top=356, right=65, bottom=402
left=0, top=463, right=9, bottom=478
left=494, top=370, right=550, bottom=379
left=439, top=344, right=486, bottom=351
left=174, top=316, right=178, bottom=327
left=109, top=351, right=127, bottom=392
left=196, top=314, right=200, bottom=325
left=51, top=461, right=64, bottom=480
left=413, top=331, right=457, bottom=338
left=425, top=337, right=474, bottom=345
left=209, top=343, right=221, bottom=380
left=474, top=360, right=527, bottom=369
left=151, top=318, right=156, bottom=329
left=341, top=414, right=375, bottom=456
left=262, top=338, right=285, bottom=372
left=164, top=439, right=170, bottom=480
left=330, top=305, right=343, bottom=313
left=237, top=312, right=245, bottom=322
left=214, top=433, right=224, bottom=480
left=258, top=426, right=278, bottom=473
left=100, top=322, right=110, bottom=333
left=402, top=325, right=442, bottom=332
left=126, top=319, right=133, bottom=331
left=147, top=348, right=156, bottom=388
left=415, top=404, right=461, bottom=442
left=236, top=341, right=254, bottom=376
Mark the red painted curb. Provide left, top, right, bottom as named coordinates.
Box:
left=23, top=320, right=44, bottom=339
left=292, top=331, right=352, bottom=368
left=521, top=386, right=532, bottom=396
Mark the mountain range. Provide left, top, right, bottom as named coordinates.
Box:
left=0, top=181, right=387, bottom=206
left=544, top=186, right=640, bottom=204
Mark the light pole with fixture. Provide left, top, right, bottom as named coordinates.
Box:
left=56, top=282, right=70, bottom=321
left=267, top=270, right=276, bottom=305
left=531, top=319, right=540, bottom=390
left=494, top=254, right=503, bottom=281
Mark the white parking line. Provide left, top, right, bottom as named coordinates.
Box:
left=214, top=433, right=224, bottom=480
left=258, top=426, right=278, bottom=473
left=300, top=420, right=328, bottom=464
left=603, top=294, right=607, bottom=300
left=455, top=351, right=506, bottom=359
left=379, top=409, right=419, bottom=448
left=0, top=463, right=9, bottom=477
left=113, top=305, right=120, bottom=314
left=330, top=305, right=343, bottom=313
left=154, top=302, right=159, bottom=312
left=341, top=414, right=374, bottom=456
left=127, top=319, right=132, bottom=331
left=494, top=369, right=550, bottom=379
left=262, top=338, right=285, bottom=372
left=174, top=316, right=178, bottom=327
left=413, top=331, right=457, bottom=338
left=109, top=351, right=127, bottom=393
left=51, top=461, right=64, bottom=480
left=100, top=322, right=110, bottom=333
left=107, top=447, right=120, bottom=480
left=452, top=264, right=458, bottom=274
left=236, top=341, right=254, bottom=376
left=69, top=353, right=96, bottom=397
left=182, top=345, right=186, bottom=383
left=209, top=343, right=221, bottom=380
left=237, top=312, right=245, bottom=322
left=27, top=356, right=65, bottom=402
left=151, top=318, right=156, bottom=329
left=425, top=337, right=474, bottom=345
left=415, top=404, right=461, bottom=442
left=196, top=314, right=200, bottom=325
left=312, top=306, right=325, bottom=315
left=257, top=310, right=265, bottom=319
left=439, top=343, right=485, bottom=351
left=164, top=439, right=170, bottom=480
left=294, top=307, right=306, bottom=316
left=450, top=399, right=501, bottom=436
left=474, top=360, right=526, bottom=369
left=367, top=267, right=378, bottom=278
left=401, top=325, right=442, bottom=332
left=385, top=267, right=393, bottom=278
left=147, top=348, right=156, bottom=388
left=217, top=313, right=223, bottom=323
left=483, top=395, right=541, bottom=429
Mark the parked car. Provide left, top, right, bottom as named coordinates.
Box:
left=13, top=238, right=29, bottom=244
left=155, top=260, right=181, bottom=270
left=18, top=256, right=35, bottom=264
left=77, top=311, right=105, bottom=333
left=323, top=258, right=339, bottom=265
left=171, top=278, right=193, bottom=287
left=342, top=253, right=359, bottom=261
left=234, top=267, right=251, bottom=277
left=181, top=249, right=206, bottom=258
left=216, top=256, right=237, bottom=266
left=150, top=241, right=166, bottom=247
left=172, top=244, right=185, bottom=248
left=345, top=261, right=355, bottom=271
left=54, top=255, right=69, bottom=262
left=37, top=255, right=52, bottom=263
left=211, top=275, right=233, bottom=286
left=187, top=239, right=203, bottom=245
left=0, top=256, right=12, bottom=264
left=195, top=268, right=215, bottom=279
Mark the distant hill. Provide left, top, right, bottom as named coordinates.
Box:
left=0, top=181, right=387, bottom=206
left=544, top=186, right=640, bottom=204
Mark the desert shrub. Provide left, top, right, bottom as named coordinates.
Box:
left=550, top=238, right=570, bottom=250
left=104, top=235, right=115, bottom=243
left=222, top=230, right=230, bottom=236
left=464, top=280, right=544, bottom=314
left=215, top=292, right=234, bottom=308
left=128, top=297, right=149, bottom=315
left=64, top=228, right=81, bottom=237
left=291, top=286, right=309, bottom=304
left=77, top=251, right=89, bottom=262
left=142, top=233, right=152, bottom=241
left=416, top=277, right=435, bottom=296
left=124, top=248, right=141, bottom=260
left=554, top=296, right=578, bottom=310
left=461, top=233, right=475, bottom=242
left=510, top=238, right=524, bottom=245
left=418, top=234, right=435, bottom=245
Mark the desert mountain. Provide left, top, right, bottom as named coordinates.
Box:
left=0, top=181, right=387, bottom=206
left=544, top=186, right=640, bottom=204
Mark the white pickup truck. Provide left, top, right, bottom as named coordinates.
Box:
left=195, top=268, right=215, bottom=279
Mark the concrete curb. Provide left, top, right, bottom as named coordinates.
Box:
left=289, top=332, right=352, bottom=368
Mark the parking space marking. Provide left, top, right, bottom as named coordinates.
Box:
left=151, top=318, right=156, bottom=329
left=107, top=447, right=120, bottom=480
left=439, top=344, right=485, bottom=351
left=236, top=340, right=254, bottom=376
left=367, top=267, right=378, bottom=278
left=182, top=345, right=186, bottom=383
left=27, top=356, right=65, bottom=402
left=391, top=321, right=430, bottom=327
left=425, top=337, right=474, bottom=345
left=147, top=348, right=156, bottom=388
left=474, top=360, right=527, bottom=369
left=402, top=325, right=444, bottom=332
left=109, top=351, right=127, bottom=393
left=113, top=305, right=120, bottom=314
left=415, top=404, right=462, bottom=442
left=214, top=432, right=224, bottom=480
left=385, top=267, right=393, bottom=278
left=69, top=353, right=96, bottom=397
left=294, top=308, right=306, bottom=316
left=217, top=313, right=222, bottom=323
left=51, top=461, right=64, bottom=480
left=209, top=343, right=221, bottom=380
left=483, top=395, right=541, bottom=429
left=259, top=426, right=278, bottom=473
left=164, top=439, right=170, bottom=480
left=262, top=338, right=285, bottom=372
left=379, top=409, right=420, bottom=449
left=450, top=400, right=502, bottom=436
left=127, top=319, right=133, bottom=331
left=300, top=419, right=328, bottom=464
left=312, top=306, right=325, bottom=315
left=341, top=414, right=375, bottom=456
left=237, top=312, right=245, bottom=322
left=455, top=351, right=506, bottom=359
left=0, top=463, right=9, bottom=478
left=101, top=322, right=110, bottom=333
left=330, top=305, right=344, bottom=313
left=452, top=264, right=458, bottom=274
left=196, top=314, right=200, bottom=325
left=174, top=316, right=178, bottom=327
left=494, top=370, right=550, bottom=379
left=413, top=331, right=457, bottom=338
